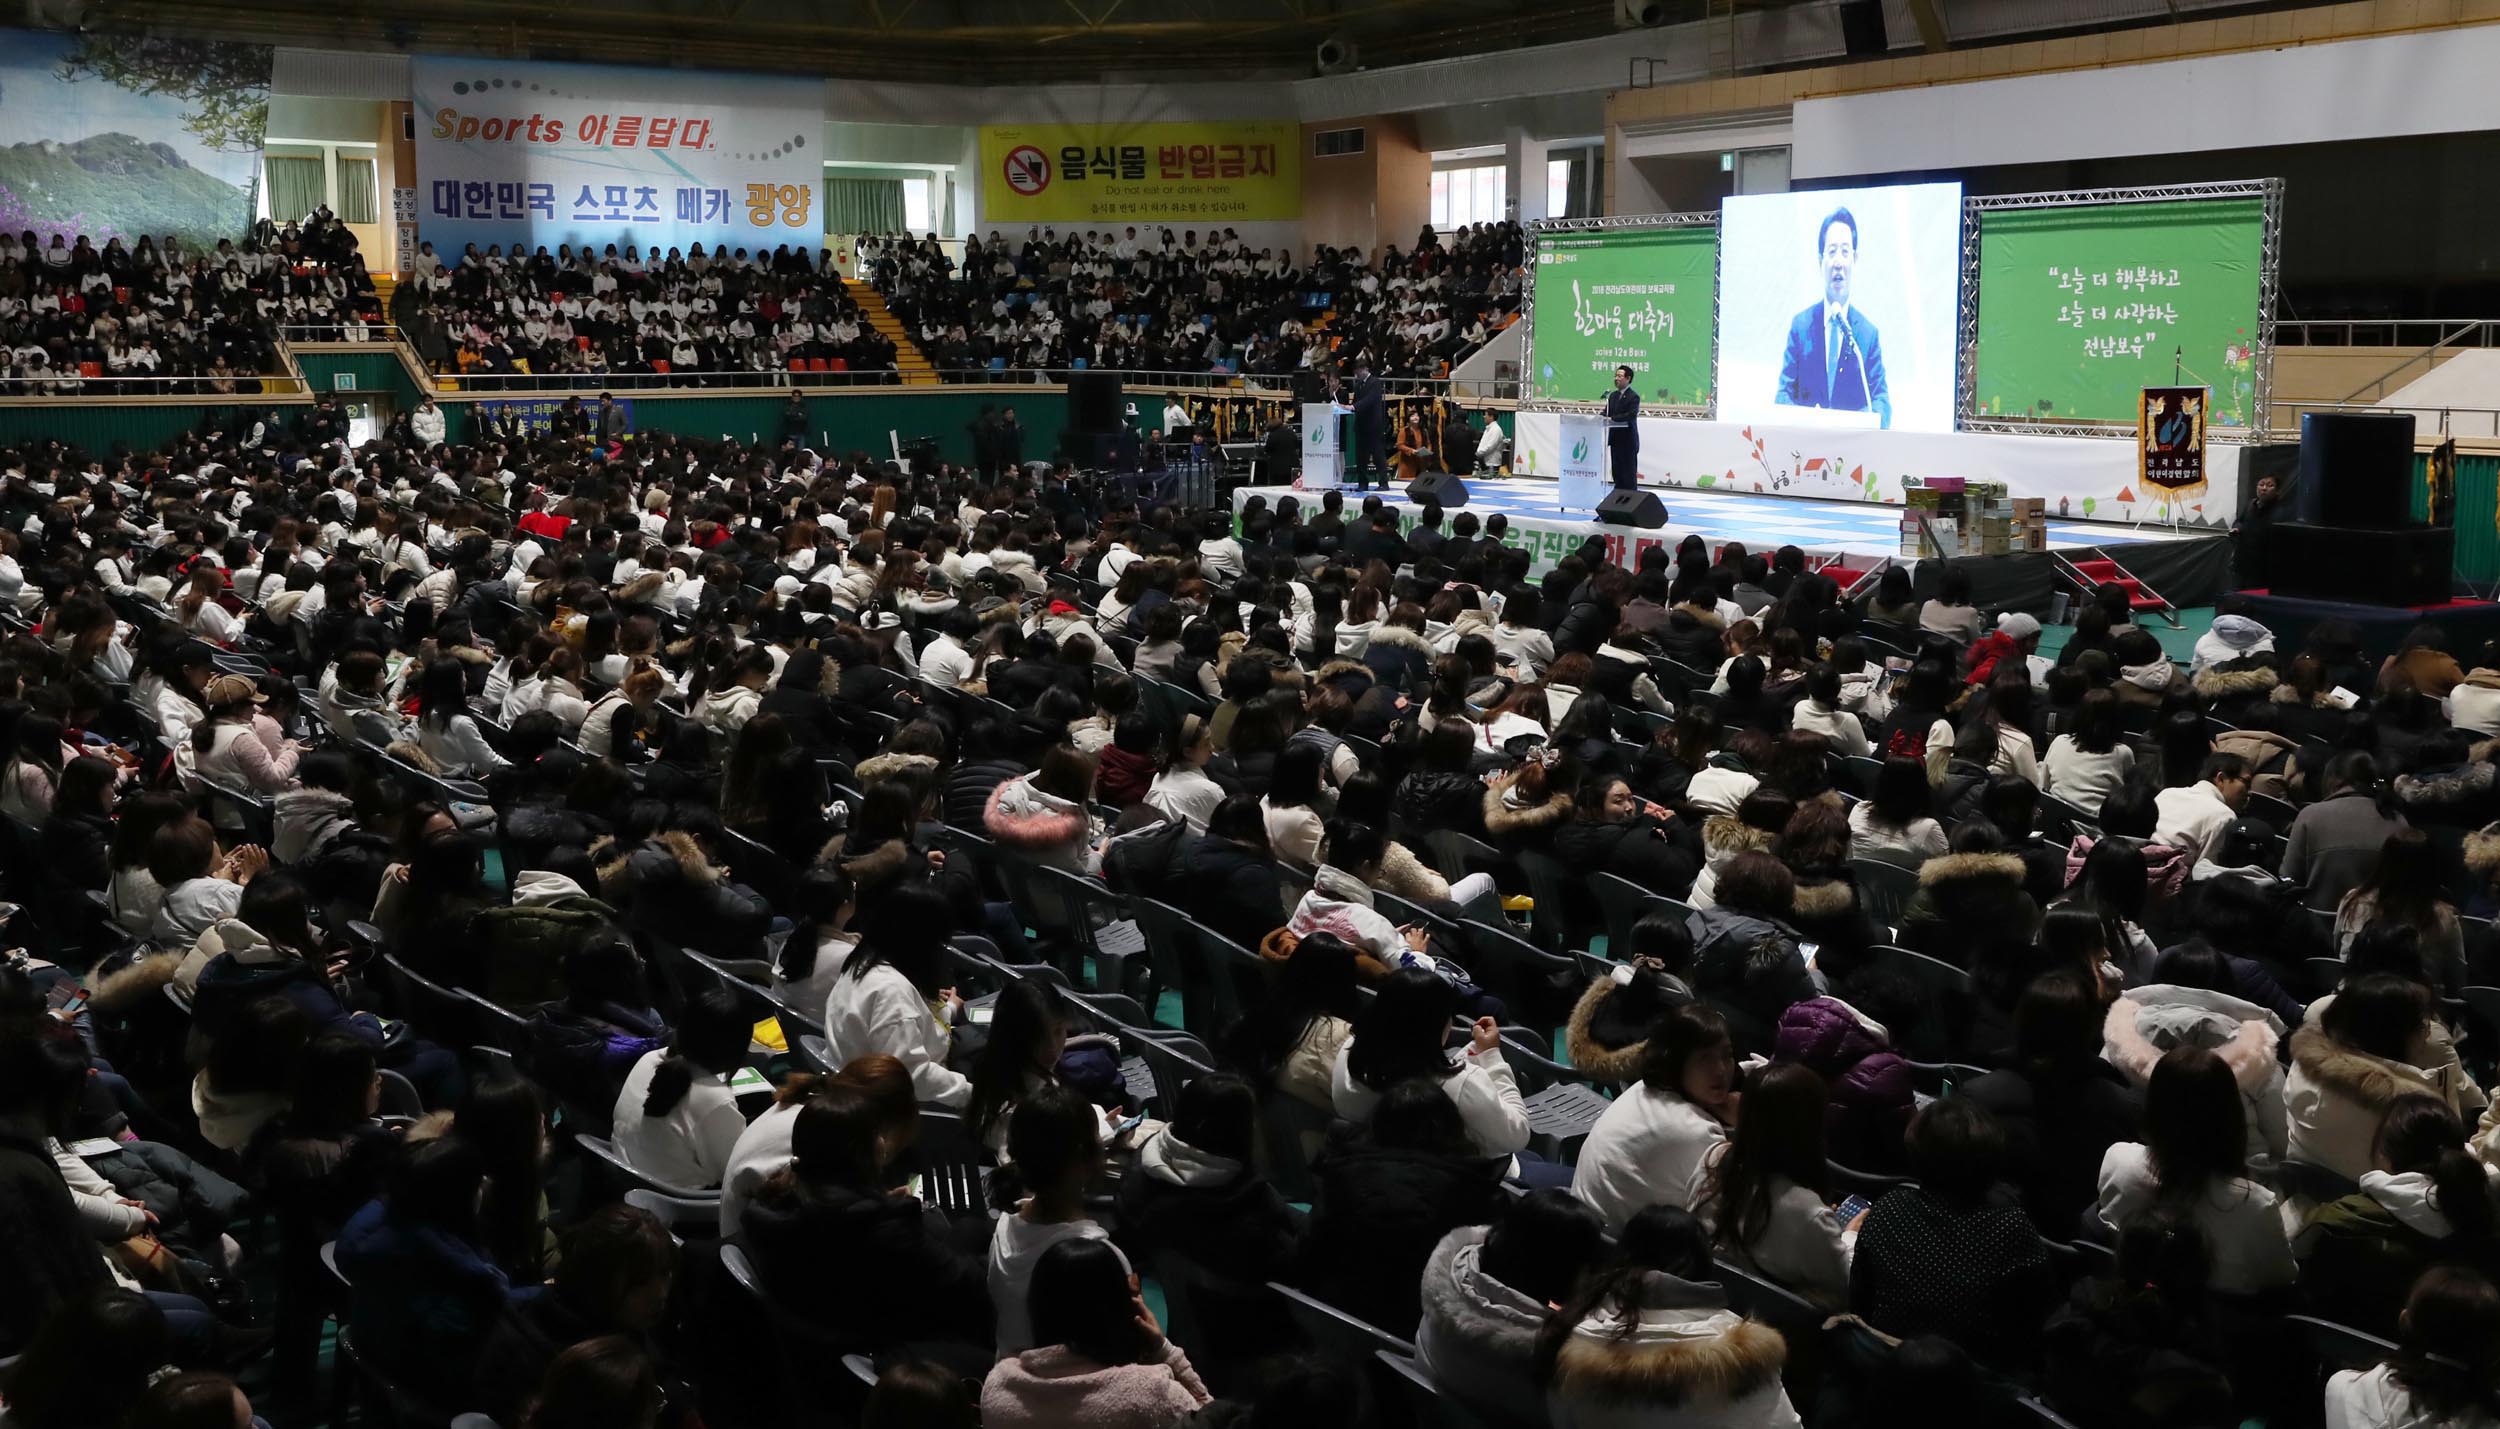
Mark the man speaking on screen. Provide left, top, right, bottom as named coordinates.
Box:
left=1776, top=207, right=1892, bottom=428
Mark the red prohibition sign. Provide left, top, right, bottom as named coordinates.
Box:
left=1004, top=146, right=1050, bottom=195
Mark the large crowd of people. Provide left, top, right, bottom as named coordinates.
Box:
left=860, top=222, right=1524, bottom=381
left=396, top=240, right=900, bottom=388
left=0, top=213, right=379, bottom=394
left=1, top=405, right=2499, bottom=1429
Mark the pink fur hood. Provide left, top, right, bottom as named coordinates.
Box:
left=983, top=773, right=1091, bottom=849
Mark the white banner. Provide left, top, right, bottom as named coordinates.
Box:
left=411, top=55, right=823, bottom=255
left=1514, top=413, right=2241, bottom=527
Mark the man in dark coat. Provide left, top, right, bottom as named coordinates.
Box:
left=1349, top=362, right=1388, bottom=491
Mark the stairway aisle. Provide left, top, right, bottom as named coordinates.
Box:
left=846, top=279, right=939, bottom=386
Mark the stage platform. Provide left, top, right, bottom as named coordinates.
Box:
left=1232, top=476, right=2235, bottom=613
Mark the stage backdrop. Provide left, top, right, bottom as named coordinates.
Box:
left=1513, top=412, right=2243, bottom=528
left=1972, top=197, right=2267, bottom=426
left=0, top=29, right=272, bottom=247
left=411, top=56, right=823, bottom=255
left=975, top=123, right=1299, bottom=227
left=1523, top=222, right=1718, bottom=407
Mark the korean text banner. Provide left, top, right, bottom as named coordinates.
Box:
left=411, top=56, right=823, bottom=255
left=977, top=123, right=1299, bottom=225
left=1972, top=198, right=2266, bottom=426
left=1527, top=225, right=1718, bottom=407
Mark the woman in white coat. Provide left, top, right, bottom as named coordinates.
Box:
left=1330, top=966, right=1532, bottom=1173
left=2324, top=1267, right=2500, bottom=1429
left=1537, top=1203, right=1803, bottom=1429
left=820, top=884, right=971, bottom=1109
left=1695, top=1063, right=1856, bottom=1309
left=1572, top=1003, right=1739, bottom=1234
left=611, top=985, right=757, bottom=1191
left=2095, top=1044, right=2295, bottom=1297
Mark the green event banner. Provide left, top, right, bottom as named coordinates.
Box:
left=1972, top=197, right=2266, bottom=426
left=1528, top=225, right=1718, bottom=407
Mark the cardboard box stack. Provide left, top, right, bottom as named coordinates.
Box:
left=1901, top=476, right=1968, bottom=557
left=2013, top=497, right=2049, bottom=552
left=1966, top=480, right=2016, bottom=555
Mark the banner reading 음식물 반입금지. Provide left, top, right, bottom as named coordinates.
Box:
left=411, top=56, right=823, bottom=256
left=976, top=123, right=1299, bottom=226
left=1973, top=197, right=2266, bottom=427
left=1526, top=224, right=1718, bottom=408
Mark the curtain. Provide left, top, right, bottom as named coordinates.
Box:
left=824, top=177, right=906, bottom=235
left=337, top=157, right=378, bottom=225
left=265, top=156, right=324, bottom=222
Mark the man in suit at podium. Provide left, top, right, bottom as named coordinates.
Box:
left=1604, top=364, right=1642, bottom=493
left=1776, top=208, right=1891, bottom=429
left=1349, top=361, right=1389, bottom=490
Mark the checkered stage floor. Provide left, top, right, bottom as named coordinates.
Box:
left=1240, top=478, right=2199, bottom=563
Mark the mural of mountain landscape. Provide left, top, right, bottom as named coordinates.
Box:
left=0, top=29, right=272, bottom=248
left=0, top=134, right=253, bottom=246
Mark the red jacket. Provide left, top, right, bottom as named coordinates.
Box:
left=1965, top=630, right=2020, bottom=685
left=516, top=510, right=571, bottom=542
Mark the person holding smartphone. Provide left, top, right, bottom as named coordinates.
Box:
left=1695, top=1063, right=1858, bottom=1309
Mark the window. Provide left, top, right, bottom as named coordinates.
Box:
left=1547, top=157, right=1572, bottom=220
left=1430, top=163, right=1508, bottom=229
left=901, top=177, right=933, bottom=235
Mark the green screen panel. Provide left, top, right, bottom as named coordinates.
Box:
left=1972, top=197, right=2265, bottom=426
left=1528, top=224, right=1718, bottom=407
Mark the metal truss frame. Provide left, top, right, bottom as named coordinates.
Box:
left=1956, top=178, right=2285, bottom=436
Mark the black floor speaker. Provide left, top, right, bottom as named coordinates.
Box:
left=1596, top=489, right=1669, bottom=528
left=2267, top=522, right=2452, bottom=607
left=1404, top=470, right=1469, bottom=507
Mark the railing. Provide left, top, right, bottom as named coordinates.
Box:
left=2276, top=319, right=2500, bottom=348
left=0, top=369, right=309, bottom=398
left=2273, top=397, right=2500, bottom=441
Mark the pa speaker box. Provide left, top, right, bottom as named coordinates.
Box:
left=2297, top=412, right=2415, bottom=528
left=1404, top=470, right=1469, bottom=507
left=1293, top=369, right=1330, bottom=404
left=1058, top=430, right=1130, bottom=470
left=2267, top=523, right=2452, bottom=607
left=1596, top=489, right=1669, bottom=528
left=1068, top=372, right=1125, bottom=434
left=1839, top=0, right=1888, bottom=55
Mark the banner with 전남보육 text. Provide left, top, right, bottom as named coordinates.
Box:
left=977, top=123, right=1300, bottom=226
left=411, top=56, right=823, bottom=256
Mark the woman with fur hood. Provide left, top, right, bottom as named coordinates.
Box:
left=2292, top=972, right=2489, bottom=1184
left=1483, top=757, right=1576, bottom=856
left=1417, top=1192, right=1609, bottom=1427
left=2100, top=943, right=2289, bottom=1172
left=1896, top=824, right=2042, bottom=970
left=2194, top=648, right=2283, bottom=728
left=1686, top=789, right=1790, bottom=910
left=1536, top=1204, right=1803, bottom=1429
left=984, top=747, right=1101, bottom=875
left=1359, top=607, right=1437, bottom=694
left=592, top=808, right=774, bottom=961
left=1567, top=918, right=1700, bottom=1085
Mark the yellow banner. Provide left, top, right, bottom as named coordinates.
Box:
left=977, top=122, right=1301, bottom=225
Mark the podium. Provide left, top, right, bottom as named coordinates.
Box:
left=1299, top=401, right=1342, bottom=490
left=1557, top=413, right=1606, bottom=511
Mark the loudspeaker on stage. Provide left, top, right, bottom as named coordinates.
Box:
left=1596, top=489, right=1669, bottom=528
